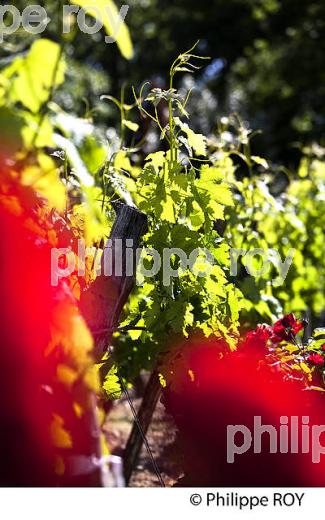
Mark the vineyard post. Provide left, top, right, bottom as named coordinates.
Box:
left=79, top=203, right=147, bottom=485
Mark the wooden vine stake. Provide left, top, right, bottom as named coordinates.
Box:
left=79, top=203, right=148, bottom=485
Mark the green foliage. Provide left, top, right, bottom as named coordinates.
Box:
left=103, top=365, right=122, bottom=399
left=0, top=32, right=324, bottom=396
left=1, top=39, right=65, bottom=149
left=71, top=0, right=133, bottom=59
left=4, top=39, right=65, bottom=114
left=112, top=54, right=324, bottom=383
left=222, top=127, right=325, bottom=321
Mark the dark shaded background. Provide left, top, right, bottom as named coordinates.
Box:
left=4, top=0, right=325, bottom=166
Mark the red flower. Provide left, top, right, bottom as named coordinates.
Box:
left=307, top=353, right=324, bottom=366
left=271, top=313, right=304, bottom=343
left=243, top=324, right=271, bottom=351
left=321, top=344, right=325, bottom=352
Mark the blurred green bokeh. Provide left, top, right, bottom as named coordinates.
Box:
left=1, top=0, right=325, bottom=165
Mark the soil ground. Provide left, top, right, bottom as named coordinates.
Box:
left=105, top=395, right=182, bottom=487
